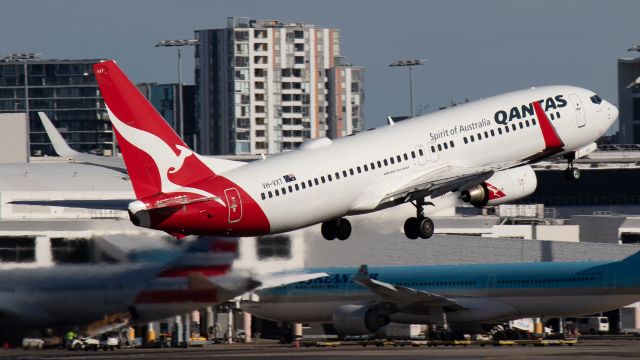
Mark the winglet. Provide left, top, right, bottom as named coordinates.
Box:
left=387, top=116, right=395, bottom=126
left=38, top=112, right=78, bottom=158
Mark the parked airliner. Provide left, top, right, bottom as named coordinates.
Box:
left=243, top=251, right=640, bottom=336
left=93, top=60, right=617, bottom=240
left=0, top=237, right=251, bottom=340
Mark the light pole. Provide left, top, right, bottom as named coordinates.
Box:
left=389, top=59, right=426, bottom=119
left=155, top=39, right=199, bottom=141
left=3, top=53, right=40, bottom=160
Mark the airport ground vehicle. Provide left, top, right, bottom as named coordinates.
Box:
left=100, top=337, right=119, bottom=351
left=86, top=60, right=617, bottom=241
left=68, top=337, right=100, bottom=351
left=574, top=317, right=609, bottom=334
left=21, top=338, right=43, bottom=349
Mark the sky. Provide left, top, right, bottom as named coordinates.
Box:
left=2, top=0, right=639, bottom=128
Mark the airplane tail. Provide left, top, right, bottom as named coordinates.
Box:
left=134, top=237, right=258, bottom=309
left=93, top=60, right=215, bottom=200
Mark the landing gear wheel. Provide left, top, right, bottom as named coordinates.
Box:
left=321, top=221, right=338, bottom=240
left=418, top=217, right=435, bottom=239
left=404, top=217, right=420, bottom=240
left=336, top=218, right=352, bottom=241
left=564, top=167, right=580, bottom=180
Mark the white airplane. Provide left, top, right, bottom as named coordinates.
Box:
left=0, top=237, right=323, bottom=341
left=92, top=60, right=617, bottom=240
left=0, top=237, right=246, bottom=340
left=243, top=252, right=640, bottom=336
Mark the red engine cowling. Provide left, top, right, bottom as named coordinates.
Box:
left=460, top=165, right=537, bottom=208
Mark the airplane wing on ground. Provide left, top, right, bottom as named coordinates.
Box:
left=352, top=265, right=463, bottom=310
left=39, top=112, right=128, bottom=173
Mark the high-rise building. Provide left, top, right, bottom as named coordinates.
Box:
left=327, top=58, right=364, bottom=138
left=137, top=83, right=198, bottom=150
left=195, top=17, right=364, bottom=155
left=617, top=57, right=640, bottom=143
left=0, top=56, right=111, bottom=156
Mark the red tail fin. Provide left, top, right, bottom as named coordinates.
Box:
left=93, top=60, right=214, bottom=199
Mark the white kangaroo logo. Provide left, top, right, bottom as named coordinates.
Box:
left=106, top=105, right=225, bottom=207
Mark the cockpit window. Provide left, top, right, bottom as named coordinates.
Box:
left=590, top=94, right=603, bottom=104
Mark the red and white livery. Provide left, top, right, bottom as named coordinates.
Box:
left=94, top=60, right=618, bottom=240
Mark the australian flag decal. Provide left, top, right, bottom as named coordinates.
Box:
left=283, top=173, right=297, bottom=182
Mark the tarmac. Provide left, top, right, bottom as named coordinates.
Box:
left=1, top=339, right=640, bottom=360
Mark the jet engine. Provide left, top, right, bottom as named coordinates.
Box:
left=332, top=304, right=390, bottom=336
left=460, top=165, right=537, bottom=208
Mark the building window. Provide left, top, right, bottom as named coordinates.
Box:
left=0, top=237, right=35, bottom=263
left=256, top=235, right=291, bottom=260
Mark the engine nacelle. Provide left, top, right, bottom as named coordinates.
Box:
left=332, top=304, right=390, bottom=336
left=460, top=165, right=537, bottom=208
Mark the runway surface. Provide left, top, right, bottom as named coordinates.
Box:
left=1, top=339, right=638, bottom=360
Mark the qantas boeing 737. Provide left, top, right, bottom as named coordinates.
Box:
left=93, top=60, right=617, bottom=240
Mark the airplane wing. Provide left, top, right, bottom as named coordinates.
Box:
left=9, top=199, right=132, bottom=211
left=39, top=112, right=128, bottom=173
left=352, top=265, right=463, bottom=310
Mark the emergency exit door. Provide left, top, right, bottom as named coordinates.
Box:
left=570, top=94, right=586, bottom=128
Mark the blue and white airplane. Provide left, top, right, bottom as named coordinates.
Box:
left=242, top=251, right=640, bottom=335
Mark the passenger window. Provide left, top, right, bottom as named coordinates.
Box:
left=519, top=122, right=523, bottom=129
left=525, top=120, right=530, bottom=127
left=321, top=176, right=325, bottom=183
left=328, top=174, right=332, bottom=181
left=418, top=149, right=424, bottom=156
left=275, top=189, right=280, bottom=196
left=349, top=169, right=354, bottom=175
left=431, top=146, right=436, bottom=152
left=268, top=191, right=273, bottom=198
left=443, top=143, right=448, bottom=150
left=478, top=133, right=482, bottom=140
left=498, top=128, right=502, bottom=135
left=261, top=193, right=266, bottom=200
left=383, top=159, right=388, bottom=166
left=556, top=112, right=561, bottom=119
left=314, top=178, right=319, bottom=185
left=396, top=155, right=401, bottom=162
left=377, top=160, right=382, bottom=167
left=449, top=140, right=454, bottom=148
left=532, top=119, right=537, bottom=125
left=357, top=166, right=361, bottom=174
left=490, top=129, right=495, bottom=136
left=295, top=184, right=300, bottom=191
left=370, top=162, right=375, bottom=169
left=463, top=137, right=468, bottom=144
left=301, top=182, right=306, bottom=189
left=470, top=135, right=475, bottom=142
left=281, top=187, right=286, bottom=194
left=550, top=113, right=555, bottom=120
left=335, top=172, right=340, bottom=179
left=484, top=131, right=488, bottom=138
left=505, top=125, right=510, bottom=133
left=308, top=180, right=313, bottom=187
left=288, top=185, right=293, bottom=192
left=512, top=124, right=516, bottom=131
left=343, top=170, right=348, bottom=177
left=437, top=144, right=442, bottom=151
left=411, top=151, right=416, bottom=158
left=390, top=157, right=395, bottom=164
left=363, top=164, right=368, bottom=171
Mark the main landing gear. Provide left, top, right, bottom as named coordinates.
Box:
left=403, top=199, right=435, bottom=240
left=321, top=218, right=352, bottom=240
left=564, top=160, right=580, bottom=181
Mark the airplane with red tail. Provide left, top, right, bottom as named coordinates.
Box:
left=93, top=60, right=618, bottom=240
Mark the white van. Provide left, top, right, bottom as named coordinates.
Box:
left=575, top=317, right=609, bottom=334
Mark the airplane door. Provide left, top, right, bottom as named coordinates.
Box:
left=569, top=94, right=586, bottom=128
left=415, top=145, right=427, bottom=166
left=224, top=188, right=242, bottom=223
left=428, top=141, right=439, bottom=162
left=486, top=274, right=496, bottom=296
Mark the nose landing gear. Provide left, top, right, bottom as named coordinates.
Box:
left=403, top=199, right=435, bottom=240
left=564, top=160, right=580, bottom=181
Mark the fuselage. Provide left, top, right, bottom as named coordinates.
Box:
left=140, top=86, right=617, bottom=236
left=244, top=255, right=640, bottom=328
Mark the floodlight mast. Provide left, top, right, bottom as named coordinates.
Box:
left=155, top=39, right=199, bottom=140
left=389, top=59, right=426, bottom=119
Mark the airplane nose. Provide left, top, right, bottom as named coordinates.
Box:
left=610, top=103, right=619, bottom=121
